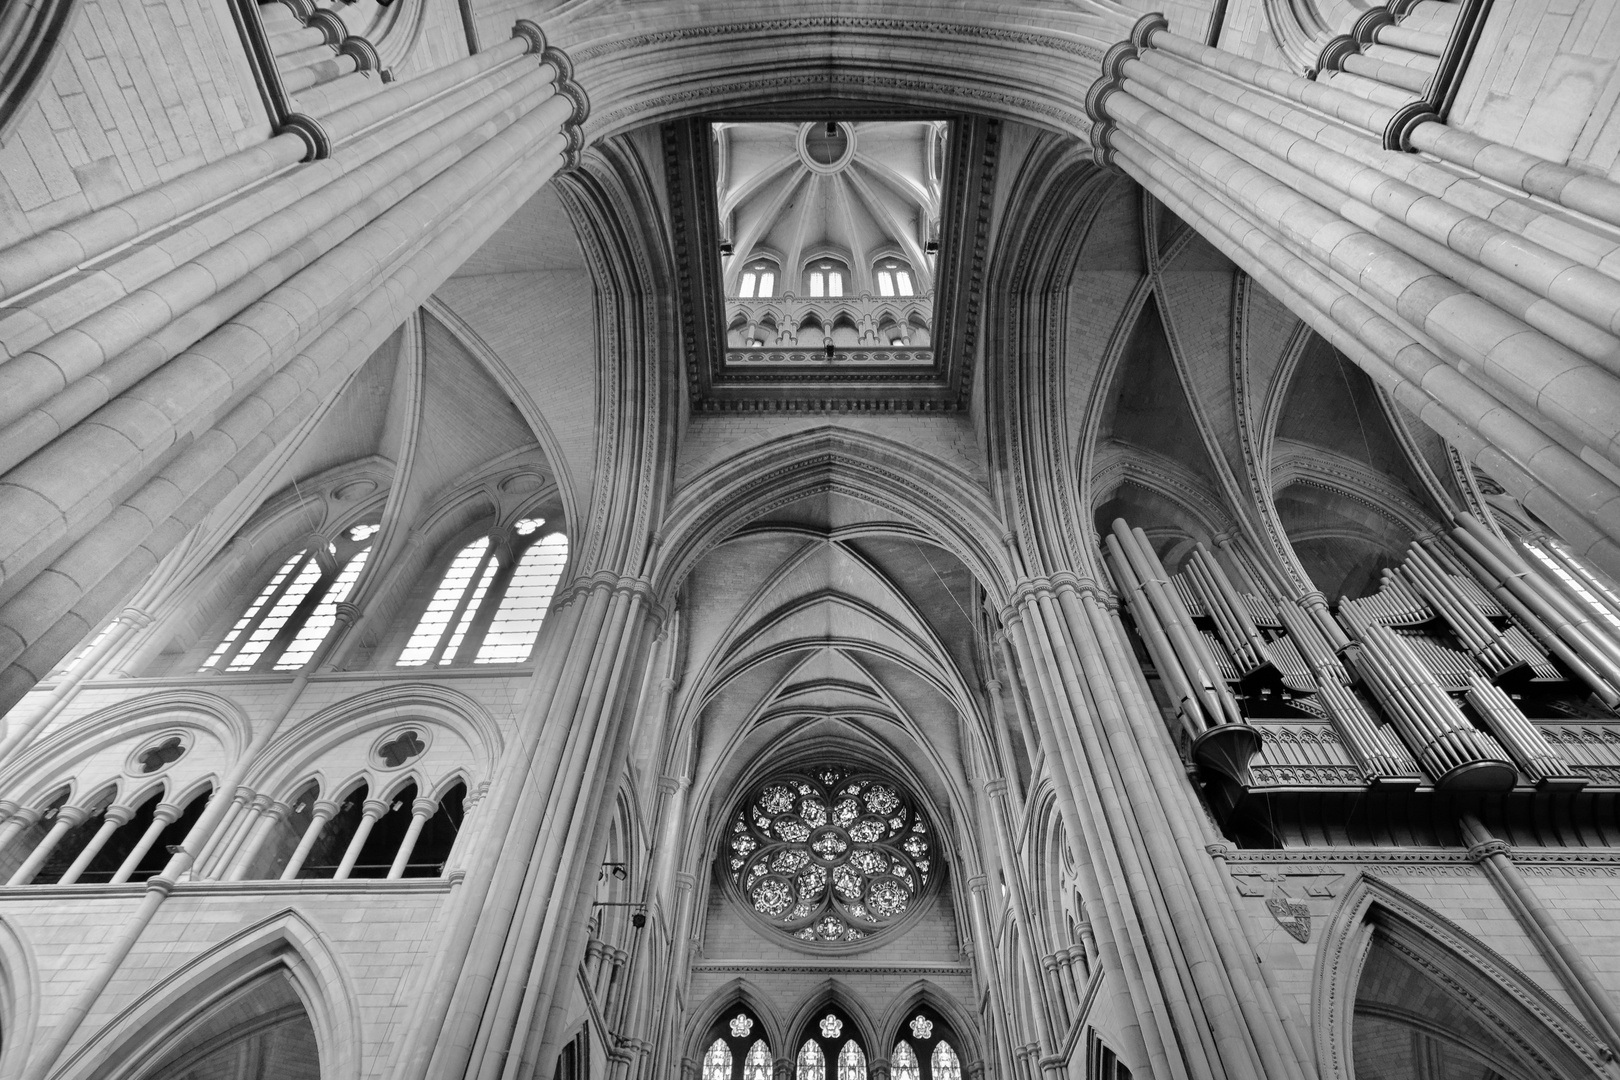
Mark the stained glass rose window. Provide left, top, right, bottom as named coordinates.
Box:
left=727, top=765, right=933, bottom=943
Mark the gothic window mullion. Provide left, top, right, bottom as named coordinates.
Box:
left=205, top=549, right=314, bottom=672
left=256, top=559, right=339, bottom=671
left=435, top=547, right=499, bottom=665
left=457, top=549, right=518, bottom=663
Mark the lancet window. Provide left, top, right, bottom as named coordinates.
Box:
left=807, top=260, right=846, bottom=298
left=891, top=1009, right=962, bottom=1080
left=875, top=259, right=915, bottom=297
left=700, top=1009, right=771, bottom=1080
left=398, top=520, right=567, bottom=667
left=200, top=523, right=376, bottom=673
left=796, top=1010, right=864, bottom=1080
left=727, top=765, right=933, bottom=944
left=738, top=259, right=778, bottom=299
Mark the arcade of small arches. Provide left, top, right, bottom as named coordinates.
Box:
left=697, top=1006, right=967, bottom=1080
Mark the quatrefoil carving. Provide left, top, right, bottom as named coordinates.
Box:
left=378, top=729, right=426, bottom=768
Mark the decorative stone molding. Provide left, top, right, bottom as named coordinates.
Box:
left=277, top=112, right=332, bottom=162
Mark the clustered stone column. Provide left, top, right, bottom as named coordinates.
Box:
left=1084, top=12, right=1620, bottom=572
left=0, top=19, right=588, bottom=722
left=0, top=28, right=594, bottom=1065
left=1001, top=571, right=1315, bottom=1080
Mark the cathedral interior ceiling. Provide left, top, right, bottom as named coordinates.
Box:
left=12, top=1, right=1620, bottom=1075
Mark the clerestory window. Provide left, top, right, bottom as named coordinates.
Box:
left=739, top=261, right=777, bottom=299
left=808, top=262, right=845, bottom=298
left=398, top=523, right=567, bottom=667
left=201, top=524, right=376, bottom=673
left=875, top=259, right=915, bottom=297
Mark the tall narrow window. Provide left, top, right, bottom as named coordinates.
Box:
left=476, top=534, right=568, bottom=663
left=201, top=521, right=378, bottom=673
left=742, top=1041, right=772, bottom=1080
left=401, top=525, right=570, bottom=668
left=738, top=261, right=776, bottom=299
left=399, top=538, right=493, bottom=666
left=808, top=263, right=844, bottom=298
left=798, top=1042, right=826, bottom=1080
left=875, top=260, right=915, bottom=298
left=837, top=1041, right=866, bottom=1080
left=892, top=1044, right=920, bottom=1080
left=275, top=544, right=371, bottom=670
left=202, top=550, right=308, bottom=670
left=930, top=1043, right=961, bottom=1080
left=703, top=1040, right=733, bottom=1080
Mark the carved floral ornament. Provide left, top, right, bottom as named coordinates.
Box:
left=725, top=765, right=934, bottom=945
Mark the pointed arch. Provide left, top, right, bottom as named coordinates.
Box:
left=1312, top=872, right=1609, bottom=1080
left=784, top=979, right=880, bottom=1055
left=685, top=978, right=788, bottom=1068
left=875, top=981, right=981, bottom=1064
left=0, top=915, right=40, bottom=1078
left=652, top=428, right=1013, bottom=610
left=424, top=297, right=581, bottom=544
left=54, top=909, right=361, bottom=1080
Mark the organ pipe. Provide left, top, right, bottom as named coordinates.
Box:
left=1464, top=675, right=1580, bottom=787
left=1103, top=539, right=1209, bottom=734
left=1339, top=605, right=1515, bottom=788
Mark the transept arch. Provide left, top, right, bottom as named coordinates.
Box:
left=685, top=979, right=789, bottom=1066
left=782, top=980, right=881, bottom=1058
left=876, top=981, right=983, bottom=1065
left=0, top=915, right=39, bottom=1079
left=54, top=909, right=360, bottom=1080
left=1312, top=873, right=1610, bottom=1080
left=653, top=427, right=1014, bottom=608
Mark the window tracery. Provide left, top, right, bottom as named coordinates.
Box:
left=892, top=1042, right=920, bottom=1080
left=891, top=1007, right=961, bottom=1080
left=703, top=1039, right=733, bottom=1080
left=742, top=1040, right=771, bottom=1080
left=727, top=765, right=933, bottom=944
left=738, top=260, right=778, bottom=299
left=807, top=261, right=846, bottom=298
left=399, top=525, right=567, bottom=667
left=201, top=527, right=375, bottom=673
left=797, top=1041, right=826, bottom=1080
left=837, top=1040, right=867, bottom=1080
left=702, top=1008, right=772, bottom=1080
left=875, top=259, right=915, bottom=297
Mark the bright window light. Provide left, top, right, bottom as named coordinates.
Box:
left=275, top=545, right=370, bottom=670
left=228, top=554, right=323, bottom=671
left=398, top=538, right=491, bottom=666
left=476, top=534, right=568, bottom=664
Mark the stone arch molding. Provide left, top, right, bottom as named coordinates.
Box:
left=653, top=427, right=1014, bottom=609
left=684, top=978, right=789, bottom=1065
left=782, top=978, right=882, bottom=1054
left=246, top=683, right=501, bottom=805
left=0, top=915, right=41, bottom=1079
left=1311, top=872, right=1611, bottom=1080
left=875, top=980, right=981, bottom=1062
left=51, top=909, right=361, bottom=1080
left=0, top=689, right=248, bottom=810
